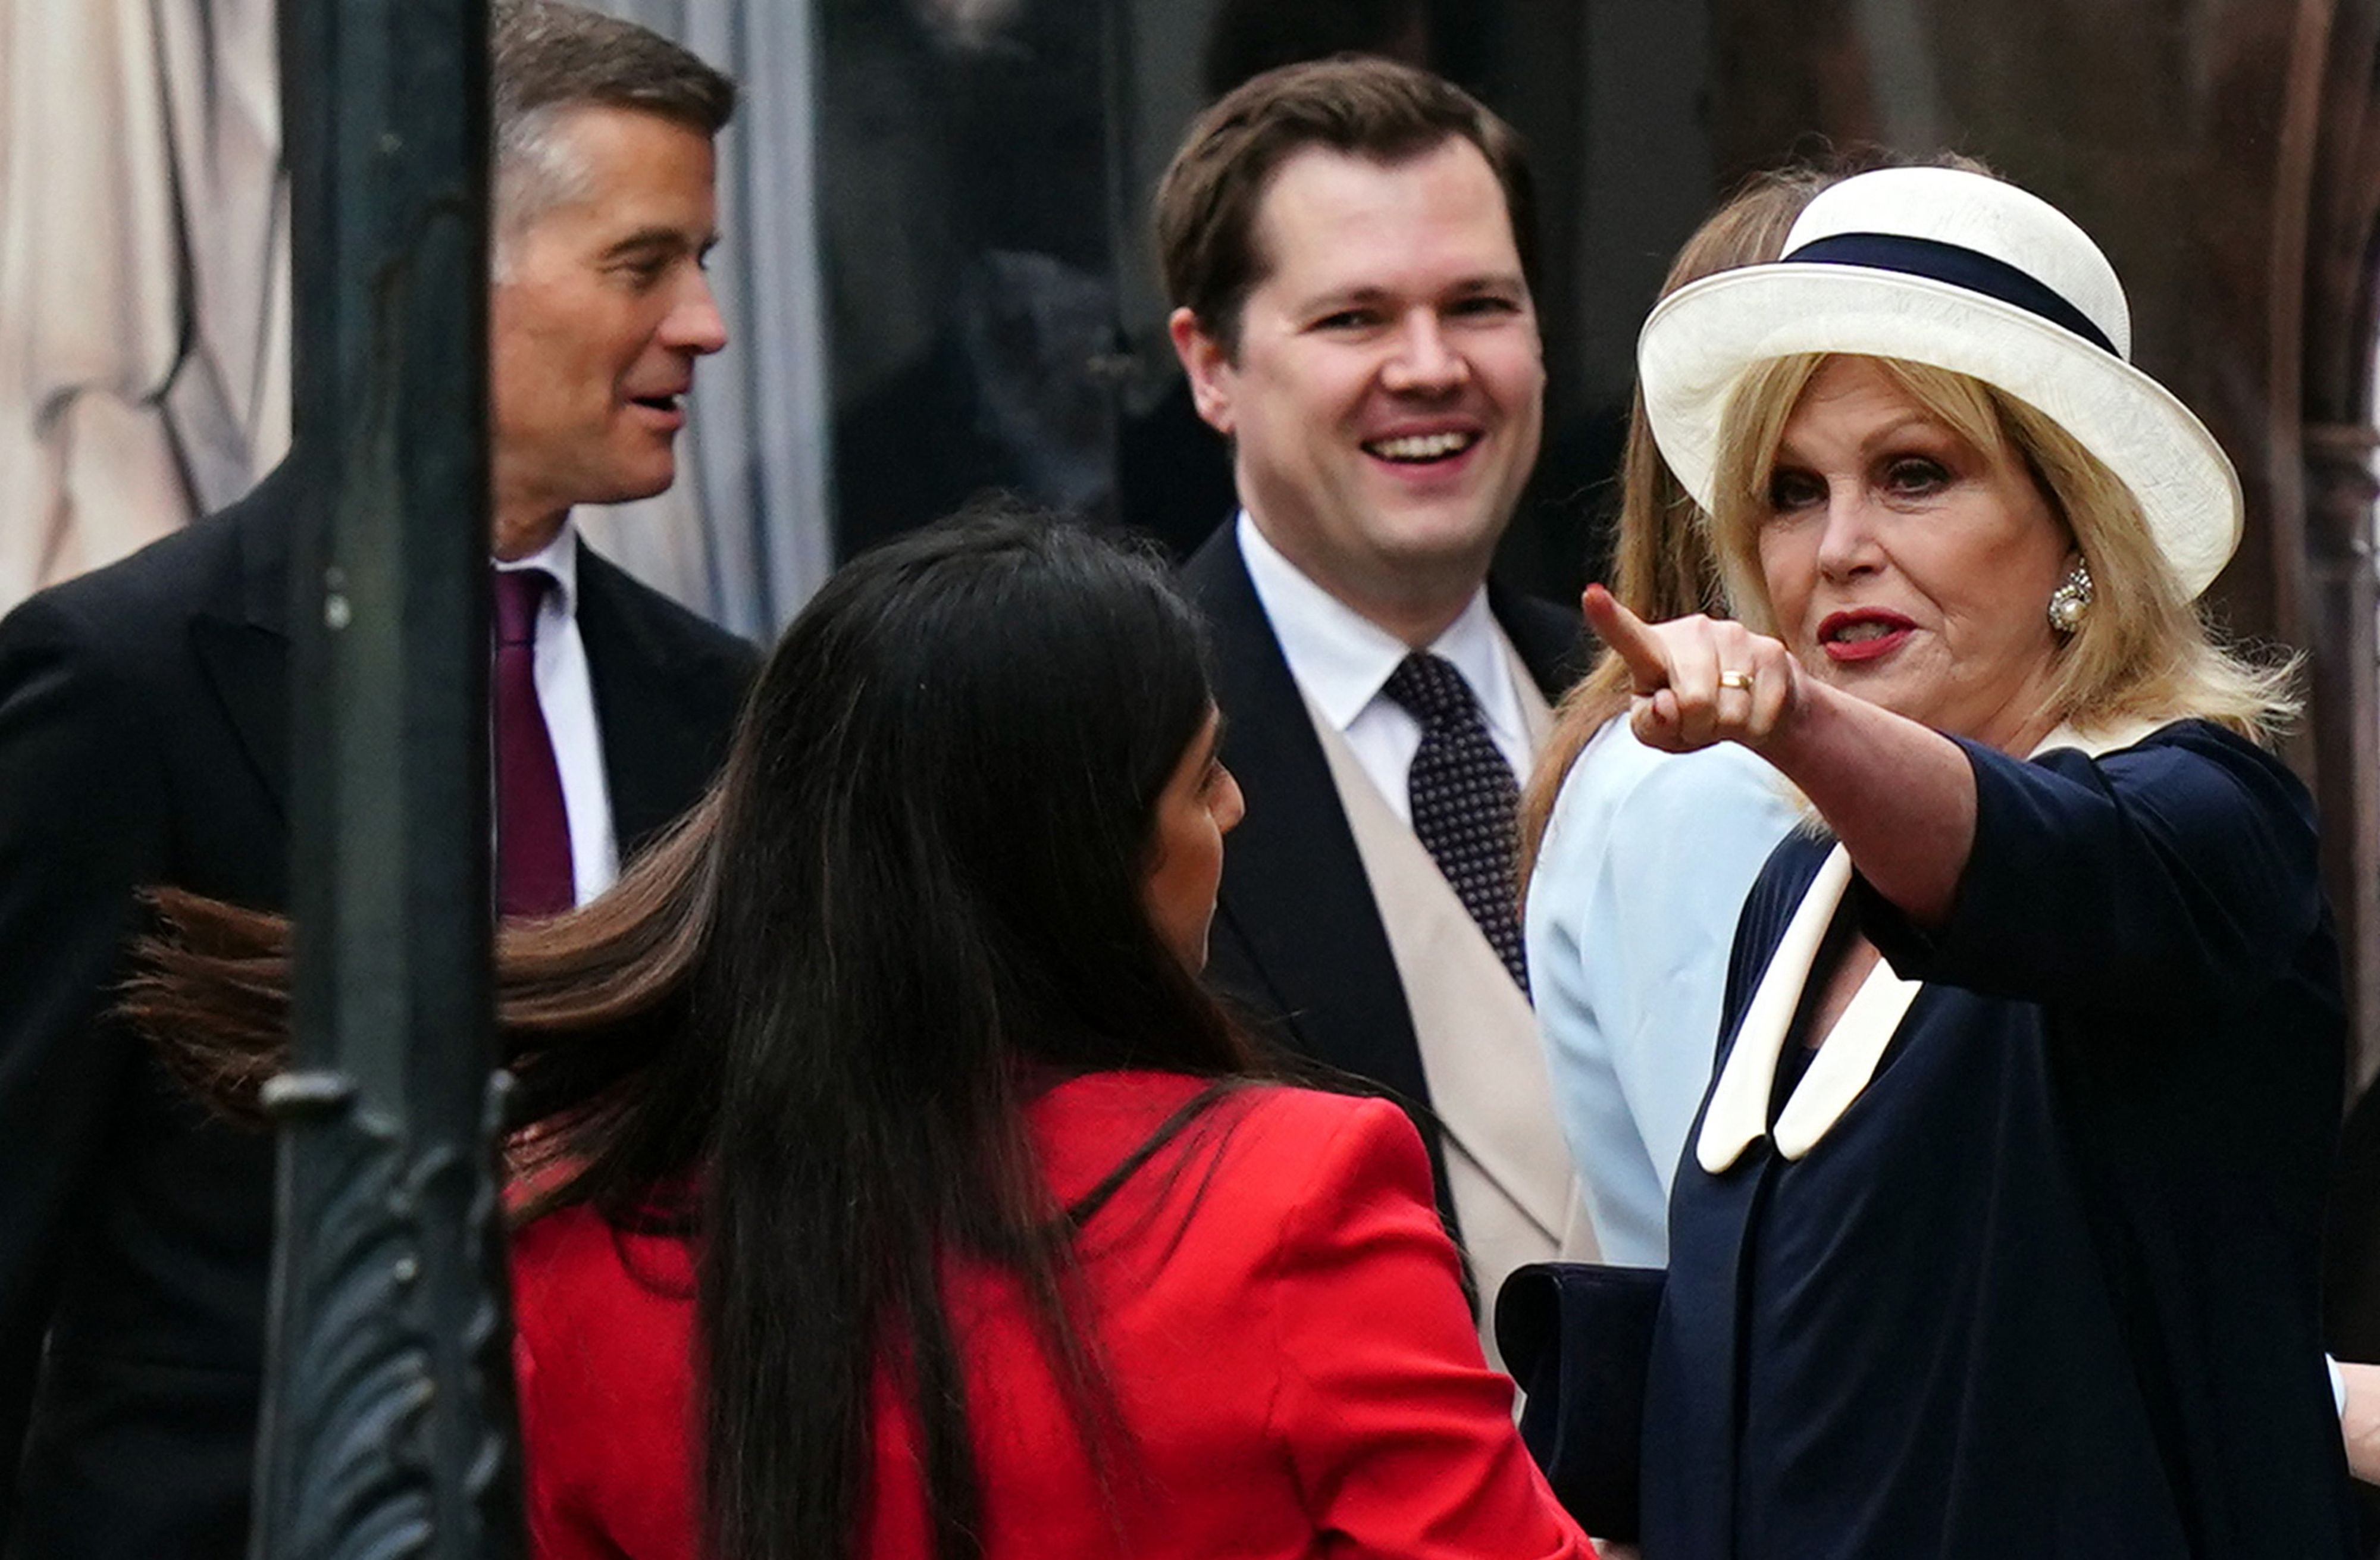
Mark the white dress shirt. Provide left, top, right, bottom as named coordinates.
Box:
left=1235, top=512, right=1530, bottom=821
left=494, top=521, right=618, bottom=906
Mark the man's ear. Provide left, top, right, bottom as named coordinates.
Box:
left=1168, top=306, right=1236, bottom=437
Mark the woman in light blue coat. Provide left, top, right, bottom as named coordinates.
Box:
left=1520, top=167, right=1831, bottom=1267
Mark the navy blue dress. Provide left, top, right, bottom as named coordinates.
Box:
left=1641, top=722, right=2358, bottom=1558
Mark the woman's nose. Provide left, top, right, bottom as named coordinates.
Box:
left=1814, top=484, right=1884, bottom=578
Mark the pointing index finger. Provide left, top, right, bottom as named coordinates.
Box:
left=1582, top=583, right=1672, bottom=695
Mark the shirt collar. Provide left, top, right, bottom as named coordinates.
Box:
left=493, top=515, right=580, bottom=618
left=1235, top=510, right=1524, bottom=746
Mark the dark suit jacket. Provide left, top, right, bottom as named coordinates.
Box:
left=0, top=465, right=759, bottom=1559
left=1646, top=724, right=2354, bottom=1558
left=1179, top=523, right=1582, bottom=1126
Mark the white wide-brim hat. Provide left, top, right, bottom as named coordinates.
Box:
left=1636, top=165, right=2242, bottom=599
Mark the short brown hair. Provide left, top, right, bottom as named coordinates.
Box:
left=1153, top=56, right=1535, bottom=353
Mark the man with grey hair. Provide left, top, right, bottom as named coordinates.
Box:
left=0, top=5, right=757, bottom=1554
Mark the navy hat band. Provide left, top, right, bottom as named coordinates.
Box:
left=1784, top=232, right=2119, bottom=358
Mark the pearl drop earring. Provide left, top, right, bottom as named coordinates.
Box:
left=2047, top=560, right=2093, bottom=634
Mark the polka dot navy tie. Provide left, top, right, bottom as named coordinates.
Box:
left=1381, top=652, right=1529, bottom=994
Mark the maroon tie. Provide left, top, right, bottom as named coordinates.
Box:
left=492, top=567, right=574, bottom=917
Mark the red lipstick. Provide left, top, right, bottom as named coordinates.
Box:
left=1817, top=609, right=1916, bottom=664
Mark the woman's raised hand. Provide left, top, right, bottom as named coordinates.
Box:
left=1582, top=584, right=1802, bottom=754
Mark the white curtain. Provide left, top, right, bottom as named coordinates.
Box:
left=0, top=0, right=832, bottom=637
left=0, top=0, right=289, bottom=608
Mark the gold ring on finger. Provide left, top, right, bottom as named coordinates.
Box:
left=1717, top=669, right=1754, bottom=692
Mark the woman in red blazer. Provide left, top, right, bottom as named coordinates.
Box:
left=133, top=508, right=1589, bottom=1560
left=496, top=510, right=1588, bottom=1559
left=514, top=1075, right=1577, bottom=1559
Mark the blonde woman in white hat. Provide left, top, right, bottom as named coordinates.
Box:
left=1593, top=165, right=2354, bottom=1556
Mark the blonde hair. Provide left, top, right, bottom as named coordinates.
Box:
left=1705, top=353, right=2298, bottom=744
left=1516, top=151, right=2011, bottom=888
left=1514, top=164, right=1836, bottom=886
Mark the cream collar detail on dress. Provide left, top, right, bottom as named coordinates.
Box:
left=1694, top=715, right=2171, bottom=1175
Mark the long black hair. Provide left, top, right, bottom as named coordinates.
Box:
left=134, top=505, right=1265, bottom=1560
left=680, top=508, right=1259, bottom=1560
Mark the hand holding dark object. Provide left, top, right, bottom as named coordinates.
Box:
left=2339, top=1362, right=2380, bottom=1484
left=1495, top=1260, right=1663, bottom=1544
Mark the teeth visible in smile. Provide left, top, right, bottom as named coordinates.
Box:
left=1833, top=621, right=1894, bottom=642
left=1367, top=431, right=1474, bottom=462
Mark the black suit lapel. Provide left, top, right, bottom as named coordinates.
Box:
left=189, top=466, right=302, bottom=816
left=575, top=549, right=738, bottom=853
left=1181, top=526, right=1434, bottom=1111
left=189, top=621, right=290, bottom=815
left=1489, top=578, right=1589, bottom=703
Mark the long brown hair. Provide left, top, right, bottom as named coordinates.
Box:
left=1512, top=164, right=1837, bottom=887
left=127, top=509, right=1270, bottom=1560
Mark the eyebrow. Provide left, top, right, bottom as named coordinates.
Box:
left=1862, top=412, right=1952, bottom=444
left=1778, top=411, right=1956, bottom=460
left=1444, top=272, right=1528, bottom=295
left=1298, top=272, right=1527, bottom=311
left=597, top=225, right=718, bottom=262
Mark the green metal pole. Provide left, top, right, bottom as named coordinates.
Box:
left=261, top=0, right=519, bottom=1554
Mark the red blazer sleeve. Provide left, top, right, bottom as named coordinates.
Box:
left=512, top=1210, right=700, bottom=1560
left=513, top=1321, right=597, bottom=1560
left=1256, top=1096, right=1593, bottom=1559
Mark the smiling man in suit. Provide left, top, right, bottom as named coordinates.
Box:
left=0, top=5, right=759, bottom=1554
left=1157, top=57, right=1596, bottom=1354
